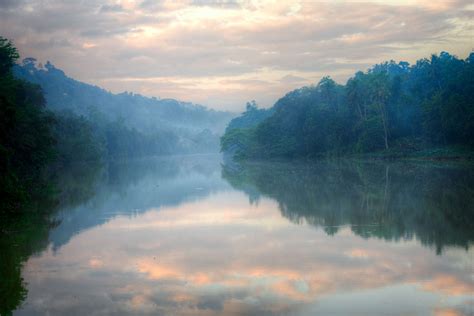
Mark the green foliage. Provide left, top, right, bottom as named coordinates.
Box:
left=221, top=127, right=259, bottom=159
left=0, top=38, right=101, bottom=212
left=224, top=100, right=273, bottom=132
left=53, top=111, right=104, bottom=164
left=102, top=118, right=178, bottom=158
left=0, top=37, right=19, bottom=76
left=222, top=52, right=474, bottom=159
left=0, top=37, right=56, bottom=214
left=220, top=101, right=274, bottom=158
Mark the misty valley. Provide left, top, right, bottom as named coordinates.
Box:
left=1, top=35, right=474, bottom=316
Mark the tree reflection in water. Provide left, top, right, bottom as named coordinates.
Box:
left=222, top=160, right=474, bottom=254
left=0, top=161, right=102, bottom=316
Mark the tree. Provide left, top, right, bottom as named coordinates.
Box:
left=368, top=71, right=391, bottom=149
left=0, top=37, right=56, bottom=213
left=221, top=51, right=474, bottom=159
left=0, top=37, right=19, bottom=76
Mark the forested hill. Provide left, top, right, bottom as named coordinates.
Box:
left=14, top=59, right=234, bottom=144
left=221, top=52, right=474, bottom=159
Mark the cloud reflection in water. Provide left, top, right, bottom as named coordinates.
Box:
left=15, top=158, right=474, bottom=315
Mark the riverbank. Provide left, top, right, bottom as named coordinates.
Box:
left=350, top=146, right=474, bottom=162
left=224, top=145, right=474, bottom=164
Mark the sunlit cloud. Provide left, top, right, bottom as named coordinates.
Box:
left=1, top=0, right=472, bottom=110
left=422, top=275, right=474, bottom=295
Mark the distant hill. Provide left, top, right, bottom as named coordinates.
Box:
left=13, top=58, right=235, bottom=153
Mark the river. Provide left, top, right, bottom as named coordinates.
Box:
left=5, top=154, right=474, bottom=315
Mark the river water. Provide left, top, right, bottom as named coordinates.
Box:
left=9, top=155, right=474, bottom=315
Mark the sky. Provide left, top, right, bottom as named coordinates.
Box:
left=1, top=0, right=473, bottom=111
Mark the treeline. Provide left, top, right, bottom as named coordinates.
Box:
left=53, top=110, right=179, bottom=165
left=0, top=37, right=57, bottom=214
left=221, top=52, right=474, bottom=159
left=13, top=61, right=217, bottom=158
left=13, top=58, right=234, bottom=154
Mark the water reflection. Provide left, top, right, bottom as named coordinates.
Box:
left=50, top=155, right=227, bottom=250
left=1, top=161, right=102, bottom=316
left=223, top=160, right=474, bottom=254
left=6, top=157, right=474, bottom=315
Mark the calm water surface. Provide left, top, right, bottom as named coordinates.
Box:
left=8, top=155, right=474, bottom=315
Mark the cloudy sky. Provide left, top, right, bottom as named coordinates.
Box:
left=1, top=0, right=473, bottom=111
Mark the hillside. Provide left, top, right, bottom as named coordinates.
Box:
left=14, top=59, right=235, bottom=153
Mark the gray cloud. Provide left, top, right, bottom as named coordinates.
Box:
left=191, top=0, right=241, bottom=8
left=1, top=0, right=472, bottom=111
left=139, top=0, right=166, bottom=10
left=99, top=4, right=124, bottom=13
left=0, top=0, right=25, bottom=9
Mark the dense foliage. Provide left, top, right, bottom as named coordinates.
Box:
left=220, top=101, right=273, bottom=157
left=0, top=37, right=56, bottom=214
left=222, top=52, right=474, bottom=159
left=0, top=37, right=111, bottom=216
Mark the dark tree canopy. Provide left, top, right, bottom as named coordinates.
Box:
left=221, top=52, right=474, bottom=159
left=0, top=37, right=56, bottom=213
left=0, top=37, right=19, bottom=76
